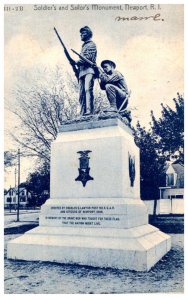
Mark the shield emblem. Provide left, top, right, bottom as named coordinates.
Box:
left=75, top=150, right=94, bottom=187
left=128, top=152, right=136, bottom=187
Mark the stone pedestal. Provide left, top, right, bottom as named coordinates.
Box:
left=7, top=117, right=171, bottom=271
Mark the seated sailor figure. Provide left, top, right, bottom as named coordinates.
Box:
left=99, top=60, right=129, bottom=112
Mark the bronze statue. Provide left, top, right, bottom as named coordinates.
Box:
left=99, top=60, right=129, bottom=113
left=54, top=27, right=130, bottom=119
left=75, top=26, right=97, bottom=116
left=54, top=26, right=97, bottom=116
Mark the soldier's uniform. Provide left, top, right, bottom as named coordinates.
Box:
left=77, top=28, right=97, bottom=115
left=99, top=61, right=128, bottom=112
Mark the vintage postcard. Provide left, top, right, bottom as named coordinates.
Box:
left=4, top=1, right=184, bottom=295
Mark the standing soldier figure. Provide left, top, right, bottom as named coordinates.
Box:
left=76, top=26, right=97, bottom=116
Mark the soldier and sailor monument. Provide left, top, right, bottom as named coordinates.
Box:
left=7, top=26, right=171, bottom=271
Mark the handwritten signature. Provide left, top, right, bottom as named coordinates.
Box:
left=115, top=13, right=164, bottom=22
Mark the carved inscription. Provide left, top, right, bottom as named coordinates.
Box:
left=45, top=215, right=120, bottom=226
left=44, top=205, right=120, bottom=226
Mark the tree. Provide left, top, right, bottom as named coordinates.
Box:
left=6, top=68, right=79, bottom=165
left=7, top=66, right=107, bottom=167
left=151, top=93, right=184, bottom=163
left=26, top=162, right=50, bottom=207
left=4, top=151, right=17, bottom=168
left=133, top=94, right=184, bottom=200
left=133, top=123, right=166, bottom=200
left=4, top=151, right=18, bottom=190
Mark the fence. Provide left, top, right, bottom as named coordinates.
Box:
left=143, top=198, right=184, bottom=215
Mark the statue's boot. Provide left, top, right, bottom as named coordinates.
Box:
left=106, top=106, right=117, bottom=112
left=84, top=101, right=93, bottom=116
left=104, top=99, right=118, bottom=113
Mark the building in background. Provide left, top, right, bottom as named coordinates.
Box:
left=144, top=162, right=184, bottom=215
left=4, top=186, right=31, bottom=209
left=160, top=162, right=184, bottom=198
left=158, top=162, right=184, bottom=214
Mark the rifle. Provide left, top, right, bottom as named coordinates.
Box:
left=54, top=27, right=79, bottom=81
left=71, top=49, right=100, bottom=78
left=117, top=90, right=131, bottom=113
left=71, top=49, right=96, bottom=67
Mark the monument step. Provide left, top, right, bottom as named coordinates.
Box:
left=24, top=224, right=159, bottom=238
left=7, top=224, right=171, bottom=271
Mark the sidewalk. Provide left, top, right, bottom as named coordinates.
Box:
left=4, top=210, right=40, bottom=234
left=5, top=220, right=39, bottom=229
left=4, top=209, right=40, bottom=216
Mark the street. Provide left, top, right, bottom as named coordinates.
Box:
left=4, top=210, right=40, bottom=228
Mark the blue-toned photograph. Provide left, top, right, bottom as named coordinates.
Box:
left=4, top=2, right=184, bottom=294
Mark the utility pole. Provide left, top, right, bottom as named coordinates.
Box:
left=9, top=185, right=12, bottom=213
left=14, top=168, right=17, bottom=213
left=14, top=168, right=17, bottom=189
left=16, top=149, right=20, bottom=222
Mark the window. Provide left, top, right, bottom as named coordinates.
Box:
left=167, top=174, right=174, bottom=186
left=20, top=197, right=26, bottom=202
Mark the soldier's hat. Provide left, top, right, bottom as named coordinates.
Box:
left=101, top=60, right=116, bottom=69
left=80, top=26, right=93, bottom=37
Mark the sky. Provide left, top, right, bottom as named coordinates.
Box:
left=4, top=3, right=184, bottom=188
